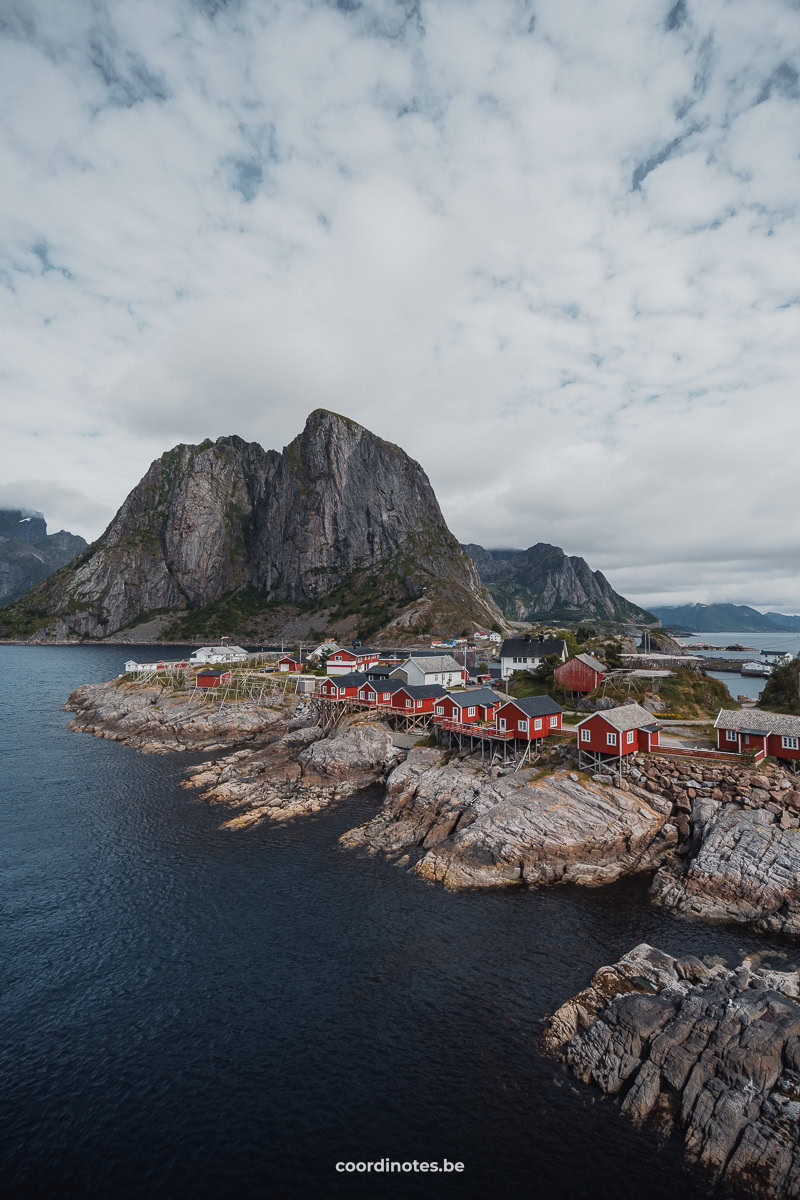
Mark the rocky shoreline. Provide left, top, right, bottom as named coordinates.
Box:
left=64, top=682, right=800, bottom=936
left=546, top=943, right=800, bottom=1198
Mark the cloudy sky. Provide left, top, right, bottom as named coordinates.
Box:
left=2, top=0, right=800, bottom=611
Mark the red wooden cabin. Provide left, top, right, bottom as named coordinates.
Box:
left=576, top=704, right=661, bottom=760
left=492, top=696, right=564, bottom=741
left=277, top=656, right=305, bottom=673
left=195, top=669, right=232, bottom=689
left=714, top=710, right=800, bottom=768
left=433, top=689, right=502, bottom=725
left=327, top=647, right=381, bottom=675
left=554, top=653, right=607, bottom=693
left=390, top=685, right=449, bottom=714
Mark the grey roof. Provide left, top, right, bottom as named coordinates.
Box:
left=360, top=678, right=406, bottom=694
left=324, top=672, right=368, bottom=687
left=397, top=655, right=463, bottom=674
left=577, top=702, right=657, bottom=732
left=500, top=638, right=567, bottom=659
left=395, top=684, right=450, bottom=700
left=574, top=652, right=607, bottom=673
left=366, top=665, right=392, bottom=677
left=444, top=688, right=503, bottom=709
left=714, top=709, right=800, bottom=736
left=641, top=723, right=661, bottom=733
left=500, top=695, right=564, bottom=717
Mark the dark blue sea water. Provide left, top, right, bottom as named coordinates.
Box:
left=1, top=645, right=790, bottom=1199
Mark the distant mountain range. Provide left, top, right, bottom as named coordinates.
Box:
left=462, top=542, right=656, bottom=625
left=0, top=510, right=87, bottom=607
left=651, top=603, right=800, bottom=634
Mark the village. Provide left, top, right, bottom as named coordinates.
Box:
left=122, top=630, right=800, bottom=777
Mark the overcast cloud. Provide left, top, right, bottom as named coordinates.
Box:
left=2, top=0, right=800, bottom=610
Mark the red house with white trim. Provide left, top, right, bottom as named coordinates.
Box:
left=492, top=696, right=564, bottom=740
left=555, top=653, right=607, bottom=693
left=576, top=704, right=660, bottom=766
left=277, top=655, right=306, bottom=673
left=390, top=685, right=449, bottom=714
left=714, top=710, right=800, bottom=769
left=327, top=647, right=380, bottom=675
left=433, top=689, right=503, bottom=725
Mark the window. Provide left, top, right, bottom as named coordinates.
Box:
left=550, top=716, right=558, bottom=728
left=382, top=693, right=390, bottom=701
left=518, top=720, right=528, bottom=732
left=406, top=700, right=412, bottom=709
left=338, top=688, right=344, bottom=697
left=416, top=700, right=423, bottom=709
left=467, top=707, right=476, bottom=717
left=534, top=718, right=542, bottom=730
left=782, top=735, right=799, bottom=749
left=498, top=718, right=506, bottom=731
left=581, top=728, right=591, bottom=743
left=435, top=706, right=444, bottom=715
left=626, top=731, right=634, bottom=745
left=607, top=732, right=617, bottom=746
left=360, top=691, right=367, bottom=699
left=726, top=730, right=737, bottom=742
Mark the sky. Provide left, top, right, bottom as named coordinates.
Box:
left=2, top=0, right=800, bottom=612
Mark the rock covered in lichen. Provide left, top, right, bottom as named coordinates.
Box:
left=546, top=944, right=800, bottom=1198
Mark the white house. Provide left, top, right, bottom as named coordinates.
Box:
left=309, top=639, right=341, bottom=660
left=390, top=655, right=467, bottom=689
left=189, top=644, right=248, bottom=665
left=499, top=636, right=567, bottom=680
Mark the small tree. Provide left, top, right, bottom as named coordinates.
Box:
left=534, top=653, right=562, bottom=689
left=604, top=642, right=623, bottom=670
left=491, top=621, right=502, bottom=634
left=576, top=625, right=597, bottom=644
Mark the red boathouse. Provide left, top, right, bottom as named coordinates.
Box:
left=492, top=696, right=564, bottom=740
left=195, top=669, right=232, bottom=689
left=576, top=704, right=660, bottom=774
left=554, top=653, right=607, bottom=694
left=714, top=710, right=800, bottom=770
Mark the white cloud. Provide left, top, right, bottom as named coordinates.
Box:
left=1, top=0, right=800, bottom=611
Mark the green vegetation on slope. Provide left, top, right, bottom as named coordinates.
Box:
left=760, top=660, right=800, bottom=715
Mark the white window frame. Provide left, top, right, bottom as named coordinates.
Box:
left=416, top=700, right=423, bottom=709
left=725, top=730, right=737, bottom=742
left=467, top=707, right=476, bottom=717
left=498, top=717, right=506, bottom=731
left=549, top=716, right=558, bottom=728
left=359, top=690, right=367, bottom=700
left=406, top=700, right=412, bottom=709
left=518, top=719, right=528, bottom=732
left=382, top=693, right=390, bottom=701
left=782, top=735, right=799, bottom=750
left=581, top=728, right=591, bottom=743
left=607, top=732, right=617, bottom=747
left=626, top=731, right=635, bottom=745
left=534, top=718, right=542, bottom=730
left=337, top=688, right=344, bottom=697
left=435, top=706, right=444, bottom=715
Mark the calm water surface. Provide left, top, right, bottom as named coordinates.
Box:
left=1, top=645, right=793, bottom=1199
left=681, top=631, right=800, bottom=700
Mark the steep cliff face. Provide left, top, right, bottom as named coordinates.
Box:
left=3, top=412, right=502, bottom=640
left=463, top=542, right=655, bottom=625
left=0, top=509, right=87, bottom=606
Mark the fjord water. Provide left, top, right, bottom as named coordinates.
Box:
left=1, top=647, right=787, bottom=1199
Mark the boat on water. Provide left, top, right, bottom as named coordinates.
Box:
left=741, top=661, right=773, bottom=678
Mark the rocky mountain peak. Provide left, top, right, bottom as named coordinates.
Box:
left=2, top=413, right=503, bottom=640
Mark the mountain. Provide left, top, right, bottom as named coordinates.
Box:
left=1, top=411, right=504, bottom=642
left=0, top=509, right=87, bottom=607
left=462, top=542, right=657, bottom=625
left=651, top=603, right=800, bottom=633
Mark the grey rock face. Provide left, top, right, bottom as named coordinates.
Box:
left=651, top=804, right=800, bottom=937
left=7, top=411, right=501, bottom=637
left=181, top=714, right=404, bottom=826
left=462, top=540, right=655, bottom=624
left=341, top=751, right=677, bottom=889
left=64, top=679, right=291, bottom=753
left=546, top=943, right=800, bottom=1198
left=0, top=508, right=87, bottom=606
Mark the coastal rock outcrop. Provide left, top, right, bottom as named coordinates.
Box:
left=546, top=943, right=800, bottom=1198
left=341, top=751, right=677, bottom=889
left=65, top=680, right=293, bottom=752
left=181, top=715, right=404, bottom=826
left=651, top=803, right=800, bottom=937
